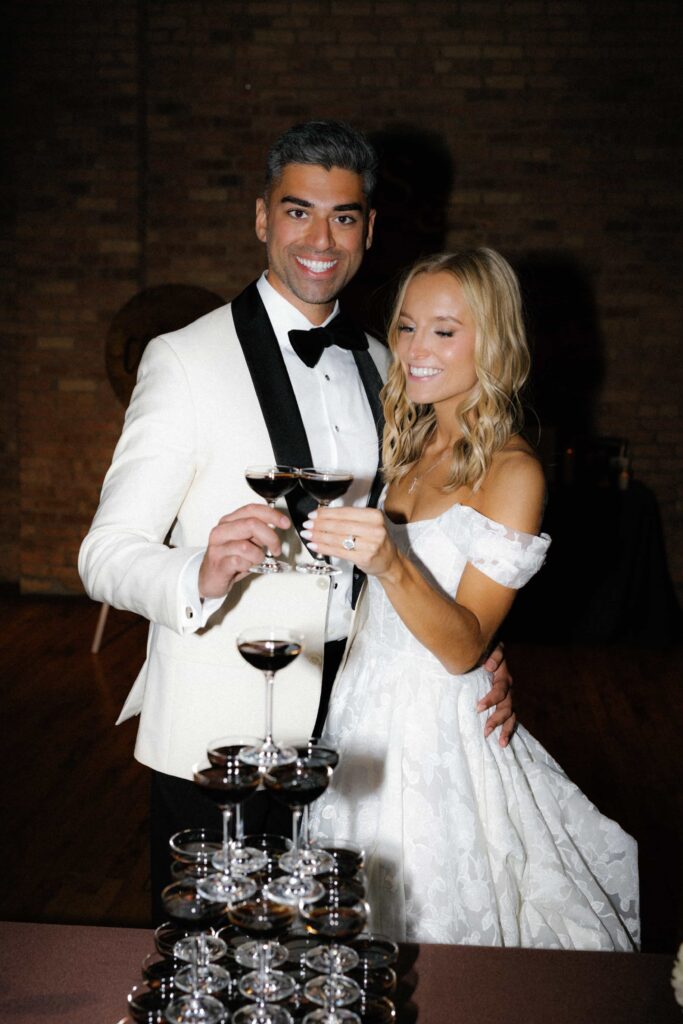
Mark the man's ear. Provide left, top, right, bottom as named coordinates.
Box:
left=365, top=208, right=376, bottom=250
left=255, top=197, right=268, bottom=242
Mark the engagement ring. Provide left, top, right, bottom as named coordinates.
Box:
left=342, top=535, right=356, bottom=551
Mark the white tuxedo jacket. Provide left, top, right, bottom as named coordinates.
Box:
left=79, top=282, right=389, bottom=780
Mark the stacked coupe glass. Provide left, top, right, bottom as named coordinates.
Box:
left=123, top=468, right=399, bottom=1023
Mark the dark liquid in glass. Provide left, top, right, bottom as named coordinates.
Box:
left=246, top=471, right=299, bottom=503
left=228, top=900, right=295, bottom=940
left=359, top=996, right=397, bottom=1023
left=128, top=986, right=169, bottom=1023
left=238, top=639, right=302, bottom=672
left=300, top=475, right=353, bottom=503
left=194, top=765, right=260, bottom=804
left=162, top=887, right=225, bottom=932
left=323, top=846, right=364, bottom=876
left=207, top=743, right=244, bottom=767
left=296, top=744, right=340, bottom=769
left=349, top=966, right=397, bottom=996
left=154, top=921, right=191, bottom=957
left=323, top=875, right=366, bottom=907
left=350, top=935, right=399, bottom=968
left=142, top=955, right=179, bottom=990
left=266, top=764, right=330, bottom=808
left=304, top=905, right=366, bottom=941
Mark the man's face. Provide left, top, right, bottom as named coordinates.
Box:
left=255, top=163, right=375, bottom=324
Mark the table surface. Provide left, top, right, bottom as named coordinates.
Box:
left=1, top=920, right=679, bottom=1024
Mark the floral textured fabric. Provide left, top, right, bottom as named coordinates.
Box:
left=311, top=503, right=640, bottom=950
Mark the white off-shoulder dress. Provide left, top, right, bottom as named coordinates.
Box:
left=310, top=503, right=640, bottom=950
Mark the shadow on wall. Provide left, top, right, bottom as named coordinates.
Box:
left=509, top=253, right=680, bottom=645
left=516, top=251, right=605, bottom=480
left=341, top=125, right=455, bottom=339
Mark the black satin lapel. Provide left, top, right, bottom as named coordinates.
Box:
left=231, top=283, right=316, bottom=530
left=351, top=346, right=386, bottom=607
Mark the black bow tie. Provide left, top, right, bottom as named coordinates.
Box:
left=288, top=313, right=369, bottom=368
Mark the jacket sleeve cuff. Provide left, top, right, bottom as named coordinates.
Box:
left=178, top=550, right=226, bottom=632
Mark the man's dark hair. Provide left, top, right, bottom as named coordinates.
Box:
left=264, top=120, right=378, bottom=202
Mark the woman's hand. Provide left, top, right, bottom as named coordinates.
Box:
left=301, top=506, right=402, bottom=580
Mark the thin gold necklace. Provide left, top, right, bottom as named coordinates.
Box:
left=407, top=448, right=451, bottom=494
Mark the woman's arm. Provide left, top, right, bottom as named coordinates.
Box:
left=307, top=451, right=545, bottom=675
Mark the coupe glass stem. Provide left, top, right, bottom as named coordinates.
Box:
left=329, top=945, right=344, bottom=975
left=190, top=933, right=199, bottom=992
left=264, top=670, right=275, bottom=751
left=196, top=931, right=212, bottom=983
left=258, top=939, right=268, bottom=979
left=311, top=501, right=328, bottom=563
left=292, top=807, right=303, bottom=853
left=301, top=805, right=311, bottom=849
left=221, top=806, right=233, bottom=875
left=263, top=500, right=277, bottom=562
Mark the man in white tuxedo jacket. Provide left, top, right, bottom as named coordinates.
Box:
left=79, top=121, right=514, bottom=913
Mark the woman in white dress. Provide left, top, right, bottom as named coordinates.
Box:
left=303, top=249, right=639, bottom=950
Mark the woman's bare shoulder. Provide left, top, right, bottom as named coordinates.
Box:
left=491, top=437, right=543, bottom=479
left=476, top=439, right=546, bottom=534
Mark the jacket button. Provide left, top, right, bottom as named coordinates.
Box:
left=185, top=606, right=194, bottom=619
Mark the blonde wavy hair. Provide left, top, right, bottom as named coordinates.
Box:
left=382, top=248, right=530, bottom=493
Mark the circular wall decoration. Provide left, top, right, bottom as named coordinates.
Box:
left=105, top=284, right=226, bottom=405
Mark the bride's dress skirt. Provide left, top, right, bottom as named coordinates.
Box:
left=310, top=505, right=640, bottom=950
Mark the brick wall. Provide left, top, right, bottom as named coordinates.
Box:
left=4, top=0, right=682, bottom=603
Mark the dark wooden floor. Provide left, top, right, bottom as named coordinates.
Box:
left=1, top=587, right=681, bottom=952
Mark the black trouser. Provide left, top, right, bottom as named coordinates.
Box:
left=149, top=638, right=346, bottom=923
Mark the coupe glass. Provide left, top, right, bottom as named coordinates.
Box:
left=141, top=952, right=180, bottom=1003
left=320, top=842, right=366, bottom=907
left=352, top=995, right=396, bottom=1022
left=127, top=982, right=169, bottom=1023
left=301, top=898, right=368, bottom=982
left=228, top=897, right=298, bottom=1024
left=241, top=832, right=294, bottom=888
left=207, top=737, right=268, bottom=875
left=296, top=740, right=340, bottom=769
left=237, top=627, right=303, bottom=769
left=347, top=934, right=398, bottom=971
left=166, top=830, right=227, bottom=964
left=155, top=921, right=193, bottom=960
left=270, top=757, right=335, bottom=878
left=297, top=469, right=354, bottom=576
left=160, top=880, right=227, bottom=1024
left=245, top=464, right=299, bottom=574
left=262, top=760, right=332, bottom=906
left=193, top=758, right=260, bottom=906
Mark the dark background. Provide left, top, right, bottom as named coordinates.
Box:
left=1, top=0, right=681, bottom=959
left=2, top=0, right=681, bottom=608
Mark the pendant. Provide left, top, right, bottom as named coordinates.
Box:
left=408, top=477, right=418, bottom=495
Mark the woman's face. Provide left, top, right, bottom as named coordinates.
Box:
left=395, top=271, right=478, bottom=414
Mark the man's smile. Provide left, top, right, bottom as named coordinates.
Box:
left=295, top=256, right=340, bottom=275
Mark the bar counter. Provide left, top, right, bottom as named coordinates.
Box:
left=1, top=920, right=678, bottom=1023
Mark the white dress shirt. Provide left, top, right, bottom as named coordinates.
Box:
left=181, top=272, right=380, bottom=641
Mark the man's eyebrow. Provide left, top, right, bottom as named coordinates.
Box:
left=279, top=195, right=364, bottom=213
left=280, top=195, right=313, bottom=207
